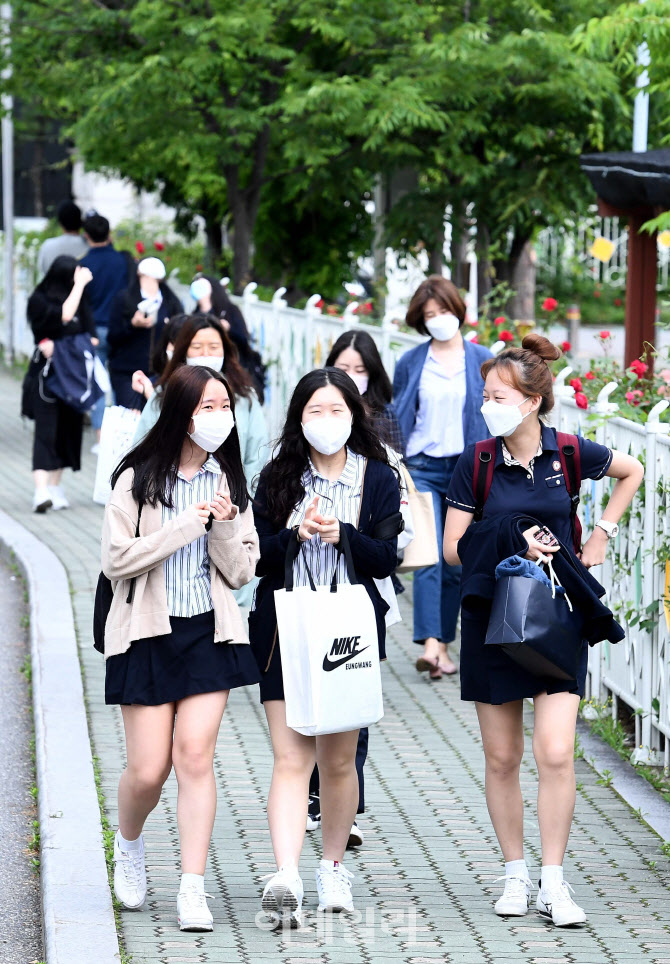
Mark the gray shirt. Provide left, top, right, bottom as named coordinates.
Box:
left=37, top=234, right=89, bottom=277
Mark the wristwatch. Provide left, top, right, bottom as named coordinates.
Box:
left=595, top=519, right=619, bottom=539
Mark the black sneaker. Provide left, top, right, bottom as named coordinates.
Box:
left=306, top=793, right=321, bottom=832
left=346, top=821, right=364, bottom=849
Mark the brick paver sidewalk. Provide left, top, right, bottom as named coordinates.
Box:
left=2, top=368, right=670, bottom=964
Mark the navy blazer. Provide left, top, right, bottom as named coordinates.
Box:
left=392, top=337, right=492, bottom=452
left=249, top=457, right=400, bottom=673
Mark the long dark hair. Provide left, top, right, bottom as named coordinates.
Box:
left=325, top=330, right=392, bottom=414
left=259, top=368, right=393, bottom=527
left=111, top=366, right=249, bottom=512
left=150, top=314, right=190, bottom=377
left=34, top=255, right=94, bottom=329
left=157, top=314, right=253, bottom=400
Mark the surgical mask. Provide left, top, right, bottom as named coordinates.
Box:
left=189, top=410, right=235, bottom=452
left=186, top=355, right=224, bottom=372
left=190, top=278, right=212, bottom=302
left=348, top=372, right=369, bottom=395
left=480, top=397, right=531, bottom=438
left=302, top=416, right=352, bottom=456
left=425, top=312, right=460, bottom=342
left=165, top=349, right=174, bottom=362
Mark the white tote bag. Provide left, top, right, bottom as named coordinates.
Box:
left=275, top=528, right=384, bottom=736
left=93, top=405, right=141, bottom=505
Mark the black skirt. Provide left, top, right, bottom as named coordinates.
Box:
left=32, top=379, right=83, bottom=472
left=460, top=603, right=588, bottom=705
left=105, top=610, right=262, bottom=706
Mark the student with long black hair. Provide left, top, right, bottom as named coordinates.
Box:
left=250, top=368, right=401, bottom=925
left=26, top=255, right=95, bottom=512
left=101, top=365, right=261, bottom=932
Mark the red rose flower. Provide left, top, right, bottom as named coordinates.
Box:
left=614, top=297, right=622, bottom=307
left=629, top=359, right=648, bottom=377
left=594, top=290, right=601, bottom=298
left=585, top=371, right=595, bottom=380
left=196, top=264, right=203, bottom=272
left=561, top=341, right=571, bottom=352
left=626, top=389, right=644, bottom=406
left=469, top=318, right=479, bottom=326
left=569, top=377, right=582, bottom=392
left=154, top=241, right=165, bottom=251
left=575, top=392, right=589, bottom=409
left=494, top=316, right=506, bottom=326
left=135, top=241, right=145, bottom=254
left=471, top=334, right=479, bottom=344
left=499, top=330, right=514, bottom=342
left=598, top=330, right=611, bottom=340
left=315, top=298, right=324, bottom=309
left=542, top=297, right=558, bottom=311
left=361, top=301, right=373, bottom=314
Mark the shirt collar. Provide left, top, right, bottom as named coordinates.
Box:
left=177, top=455, right=221, bottom=481
left=495, top=424, right=557, bottom=468
left=306, top=447, right=360, bottom=488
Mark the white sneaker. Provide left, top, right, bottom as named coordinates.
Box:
left=494, top=874, right=532, bottom=916
left=346, top=821, right=364, bottom=849
left=315, top=861, right=355, bottom=913
left=536, top=880, right=586, bottom=927
left=177, top=885, right=214, bottom=931
left=306, top=793, right=321, bottom=832
left=261, top=865, right=303, bottom=928
left=48, top=486, right=70, bottom=510
left=32, top=488, right=52, bottom=513
left=113, top=831, right=147, bottom=909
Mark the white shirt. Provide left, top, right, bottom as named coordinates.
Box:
left=287, top=449, right=365, bottom=588
left=406, top=348, right=466, bottom=458
left=161, top=455, right=220, bottom=617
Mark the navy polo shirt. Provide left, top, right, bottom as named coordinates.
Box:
left=446, top=425, right=613, bottom=548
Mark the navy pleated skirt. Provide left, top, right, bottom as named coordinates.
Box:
left=105, top=610, right=262, bottom=706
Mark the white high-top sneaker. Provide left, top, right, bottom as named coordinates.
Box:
left=494, top=874, right=532, bottom=916
left=536, top=879, right=587, bottom=926
left=113, top=831, right=147, bottom=910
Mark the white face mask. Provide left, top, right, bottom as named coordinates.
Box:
left=186, top=355, right=224, bottom=372
left=348, top=372, right=369, bottom=395
left=165, top=349, right=174, bottom=362
left=480, top=397, right=531, bottom=438
left=189, top=410, right=235, bottom=452
left=425, top=312, right=460, bottom=342
left=302, top=416, right=352, bottom=456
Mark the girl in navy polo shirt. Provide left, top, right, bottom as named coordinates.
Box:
left=444, top=334, right=643, bottom=927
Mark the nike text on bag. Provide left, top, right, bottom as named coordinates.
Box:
left=274, top=525, right=384, bottom=736
left=396, top=465, right=439, bottom=572
left=484, top=557, right=584, bottom=680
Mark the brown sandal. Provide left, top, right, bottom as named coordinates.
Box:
left=416, top=656, right=442, bottom=678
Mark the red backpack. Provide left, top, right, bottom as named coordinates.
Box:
left=471, top=433, right=583, bottom=553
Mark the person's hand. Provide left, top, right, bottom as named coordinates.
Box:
left=38, top=339, right=54, bottom=359
left=522, top=525, right=560, bottom=564
left=209, top=492, right=237, bottom=522
left=579, top=528, right=608, bottom=569
left=317, top=515, right=341, bottom=544
left=74, top=265, right=93, bottom=287
left=131, top=370, right=154, bottom=399
left=91, top=337, right=100, bottom=347
left=194, top=500, right=212, bottom=527
left=298, top=496, right=322, bottom=542
left=131, top=309, right=146, bottom=327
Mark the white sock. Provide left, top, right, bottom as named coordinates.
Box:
left=541, top=865, right=563, bottom=891
left=505, top=859, right=529, bottom=880
left=117, top=829, right=142, bottom=852
left=180, top=872, right=205, bottom=893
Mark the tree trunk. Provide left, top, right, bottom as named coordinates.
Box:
left=476, top=221, right=493, bottom=311
left=507, top=239, right=536, bottom=320
left=230, top=199, right=253, bottom=295
left=428, top=218, right=446, bottom=275
left=449, top=201, right=469, bottom=289
left=204, top=217, right=223, bottom=271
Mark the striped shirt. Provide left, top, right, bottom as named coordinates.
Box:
left=287, top=449, right=365, bottom=588
left=162, top=455, right=220, bottom=617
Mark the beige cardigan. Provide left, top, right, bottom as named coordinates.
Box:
left=101, top=467, right=260, bottom=658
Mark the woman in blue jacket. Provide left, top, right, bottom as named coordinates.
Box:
left=249, top=368, right=400, bottom=926
left=392, top=275, right=491, bottom=678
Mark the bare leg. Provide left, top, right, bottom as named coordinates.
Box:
left=475, top=701, right=525, bottom=860
left=118, top=703, right=175, bottom=840
left=533, top=691, right=580, bottom=866
left=437, top=642, right=457, bottom=672
left=33, top=470, right=49, bottom=491
left=264, top=701, right=316, bottom=868
left=48, top=469, right=63, bottom=487
left=172, top=690, right=229, bottom=875
left=316, top=729, right=360, bottom=861
left=422, top=635, right=441, bottom=660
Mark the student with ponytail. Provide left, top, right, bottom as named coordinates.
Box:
left=443, top=334, right=643, bottom=927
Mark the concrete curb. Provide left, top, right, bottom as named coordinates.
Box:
left=0, top=509, right=121, bottom=964
left=577, top=718, right=670, bottom=842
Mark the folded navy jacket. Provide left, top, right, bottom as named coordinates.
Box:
left=458, top=514, right=625, bottom=646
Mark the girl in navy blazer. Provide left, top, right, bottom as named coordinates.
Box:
left=250, top=368, right=400, bottom=926
left=392, top=276, right=491, bottom=678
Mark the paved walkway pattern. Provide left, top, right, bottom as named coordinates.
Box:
left=2, top=368, right=670, bottom=964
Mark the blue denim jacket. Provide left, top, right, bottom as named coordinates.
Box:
left=391, top=338, right=492, bottom=453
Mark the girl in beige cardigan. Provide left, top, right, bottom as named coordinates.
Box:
left=101, top=365, right=261, bottom=932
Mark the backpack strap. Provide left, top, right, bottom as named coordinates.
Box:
left=556, top=432, right=583, bottom=553
left=472, top=438, right=497, bottom=521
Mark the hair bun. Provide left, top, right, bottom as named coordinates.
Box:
left=521, top=332, right=562, bottom=363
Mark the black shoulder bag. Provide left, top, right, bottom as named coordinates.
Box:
left=93, top=503, right=143, bottom=654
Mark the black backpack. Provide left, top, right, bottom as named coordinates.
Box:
left=93, top=504, right=142, bottom=653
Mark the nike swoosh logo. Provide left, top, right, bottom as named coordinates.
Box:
left=322, top=646, right=371, bottom=671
